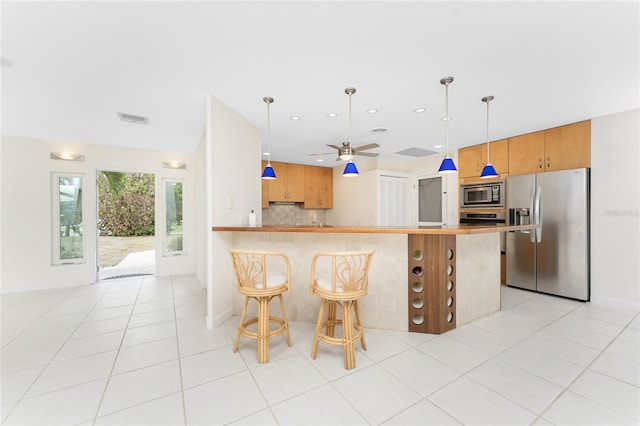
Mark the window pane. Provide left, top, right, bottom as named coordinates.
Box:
left=165, top=180, right=183, bottom=254
left=58, top=175, right=84, bottom=261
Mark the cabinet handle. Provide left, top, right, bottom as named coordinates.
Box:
left=546, top=156, right=550, bottom=168
left=538, top=158, right=542, bottom=169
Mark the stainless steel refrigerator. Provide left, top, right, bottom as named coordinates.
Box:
left=506, top=168, right=590, bottom=301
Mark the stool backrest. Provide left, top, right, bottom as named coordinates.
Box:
left=229, top=249, right=291, bottom=294
left=310, top=250, right=375, bottom=296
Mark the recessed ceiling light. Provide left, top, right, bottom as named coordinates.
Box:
left=327, top=112, right=338, bottom=117
left=316, top=158, right=324, bottom=162
left=367, top=109, right=377, bottom=114
left=371, top=127, right=388, bottom=133
left=415, top=108, right=426, bottom=113
left=434, top=144, right=443, bottom=149
left=290, top=116, right=301, bottom=121
left=263, top=151, right=270, bottom=156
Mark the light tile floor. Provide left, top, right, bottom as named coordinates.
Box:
left=1, top=274, right=638, bottom=425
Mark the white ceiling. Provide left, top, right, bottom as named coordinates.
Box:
left=2, top=1, right=638, bottom=167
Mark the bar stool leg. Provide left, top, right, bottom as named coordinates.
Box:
left=342, top=300, right=356, bottom=369
left=353, top=300, right=366, bottom=350
left=326, top=301, right=337, bottom=338
left=257, top=296, right=270, bottom=363
left=277, top=293, right=292, bottom=347
left=311, top=298, right=326, bottom=359
left=234, top=296, right=250, bottom=353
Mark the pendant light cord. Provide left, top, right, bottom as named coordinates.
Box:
left=264, top=97, right=272, bottom=166
left=486, top=99, right=490, bottom=163
left=445, top=82, right=450, bottom=156
left=348, top=92, right=352, bottom=149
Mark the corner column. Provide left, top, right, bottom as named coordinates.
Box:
left=407, top=234, right=456, bottom=334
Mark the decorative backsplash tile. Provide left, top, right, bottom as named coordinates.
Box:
left=262, top=204, right=328, bottom=226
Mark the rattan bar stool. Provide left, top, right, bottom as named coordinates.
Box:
left=229, top=249, right=292, bottom=363
left=309, top=250, right=374, bottom=369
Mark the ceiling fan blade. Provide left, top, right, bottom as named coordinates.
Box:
left=309, top=152, right=335, bottom=157
left=326, top=144, right=342, bottom=150
left=352, top=143, right=380, bottom=151
left=354, top=152, right=379, bottom=157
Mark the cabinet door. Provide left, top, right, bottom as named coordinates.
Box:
left=304, top=166, right=333, bottom=208
left=286, top=163, right=306, bottom=202
left=267, top=161, right=289, bottom=201
left=508, top=131, right=545, bottom=176
left=488, top=139, right=509, bottom=175
left=458, top=145, right=483, bottom=178
left=544, top=120, right=590, bottom=171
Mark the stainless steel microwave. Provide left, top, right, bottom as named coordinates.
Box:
left=460, top=180, right=505, bottom=208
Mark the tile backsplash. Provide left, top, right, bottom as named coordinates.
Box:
left=262, top=203, right=328, bottom=226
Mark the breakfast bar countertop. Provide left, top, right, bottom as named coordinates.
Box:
left=212, top=224, right=537, bottom=235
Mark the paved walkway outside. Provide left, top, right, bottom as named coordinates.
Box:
left=99, top=250, right=155, bottom=280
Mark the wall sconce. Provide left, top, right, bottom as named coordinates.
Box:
left=162, top=161, right=186, bottom=169
left=50, top=152, right=84, bottom=161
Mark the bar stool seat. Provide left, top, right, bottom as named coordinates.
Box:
left=230, top=249, right=292, bottom=363
left=309, top=250, right=374, bottom=369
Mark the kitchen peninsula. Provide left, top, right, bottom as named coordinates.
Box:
left=212, top=224, right=536, bottom=334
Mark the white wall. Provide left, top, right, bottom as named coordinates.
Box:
left=329, top=159, right=378, bottom=226
left=205, top=95, right=261, bottom=328
left=591, top=109, right=640, bottom=308
left=0, top=136, right=196, bottom=293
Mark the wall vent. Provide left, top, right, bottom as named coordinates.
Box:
left=118, top=112, right=149, bottom=125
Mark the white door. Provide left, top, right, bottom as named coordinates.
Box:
left=378, top=174, right=409, bottom=226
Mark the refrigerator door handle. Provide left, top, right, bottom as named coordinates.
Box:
left=534, top=185, right=542, bottom=243
left=529, top=186, right=536, bottom=243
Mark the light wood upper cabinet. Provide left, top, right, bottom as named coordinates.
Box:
left=268, top=161, right=305, bottom=202
left=303, top=165, right=333, bottom=209
left=458, top=144, right=484, bottom=178
left=508, top=121, right=590, bottom=176
left=543, top=120, right=590, bottom=172
left=508, top=131, right=545, bottom=175
left=458, top=139, right=508, bottom=179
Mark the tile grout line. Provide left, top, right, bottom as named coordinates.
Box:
left=91, top=279, right=146, bottom=425
left=171, top=276, right=189, bottom=426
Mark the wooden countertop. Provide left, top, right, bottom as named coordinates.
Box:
left=212, top=224, right=537, bottom=235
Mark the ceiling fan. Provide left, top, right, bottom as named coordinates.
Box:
left=311, top=141, right=380, bottom=161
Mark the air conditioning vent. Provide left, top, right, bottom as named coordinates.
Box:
left=395, top=147, right=437, bottom=157
left=118, top=112, right=149, bottom=125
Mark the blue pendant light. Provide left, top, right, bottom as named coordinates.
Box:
left=438, top=77, right=458, bottom=174
left=261, top=96, right=277, bottom=180
left=343, top=161, right=359, bottom=176
left=342, top=87, right=359, bottom=177
left=480, top=95, right=499, bottom=179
